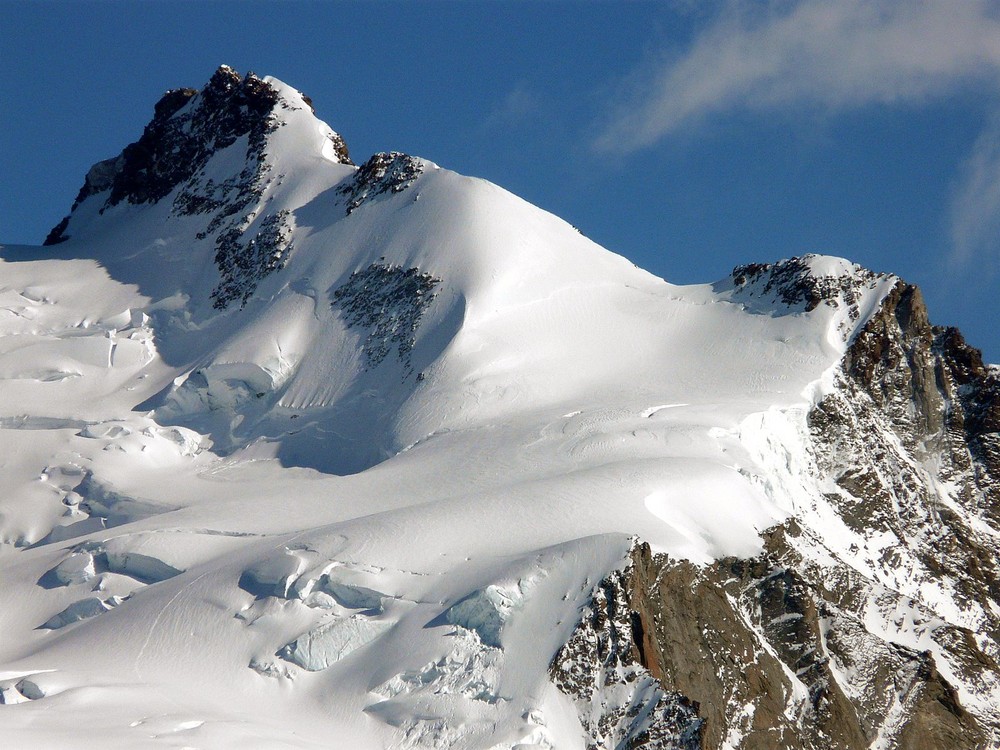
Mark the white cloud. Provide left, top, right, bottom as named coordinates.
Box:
left=494, top=86, right=543, bottom=124
left=950, top=118, right=1000, bottom=269
left=595, top=0, right=1000, bottom=152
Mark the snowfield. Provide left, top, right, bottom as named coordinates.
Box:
left=0, top=69, right=992, bottom=749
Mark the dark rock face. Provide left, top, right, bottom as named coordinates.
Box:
left=331, top=262, right=440, bottom=373
left=550, top=550, right=704, bottom=750
left=729, top=255, right=887, bottom=324
left=338, top=151, right=423, bottom=215
left=566, top=537, right=991, bottom=749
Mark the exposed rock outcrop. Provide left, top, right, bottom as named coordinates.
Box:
left=339, top=151, right=424, bottom=215
left=331, top=262, right=441, bottom=373
left=814, top=280, right=1000, bottom=653
left=46, top=66, right=273, bottom=244
left=211, top=209, right=294, bottom=309
left=729, top=254, right=887, bottom=322
left=557, top=535, right=992, bottom=749
left=550, top=551, right=704, bottom=750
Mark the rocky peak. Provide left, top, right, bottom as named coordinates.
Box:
left=44, top=65, right=351, bottom=245
left=42, top=66, right=359, bottom=312
left=727, top=254, right=889, bottom=327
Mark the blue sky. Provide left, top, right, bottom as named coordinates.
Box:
left=3, top=0, right=1000, bottom=361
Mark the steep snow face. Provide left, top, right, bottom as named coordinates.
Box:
left=2, top=68, right=992, bottom=749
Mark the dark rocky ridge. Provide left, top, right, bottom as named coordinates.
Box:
left=730, top=255, right=886, bottom=321
left=45, top=66, right=307, bottom=244
left=725, top=254, right=896, bottom=346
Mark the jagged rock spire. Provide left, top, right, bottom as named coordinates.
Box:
left=44, top=65, right=351, bottom=246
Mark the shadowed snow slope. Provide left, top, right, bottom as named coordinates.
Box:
left=0, top=68, right=996, bottom=749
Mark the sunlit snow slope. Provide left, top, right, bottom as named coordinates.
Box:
left=1, top=68, right=995, bottom=749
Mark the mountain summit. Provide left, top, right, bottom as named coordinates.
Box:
left=45, top=65, right=351, bottom=244
left=0, top=68, right=998, bottom=749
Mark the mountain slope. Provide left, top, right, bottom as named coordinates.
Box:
left=0, top=67, right=997, bottom=749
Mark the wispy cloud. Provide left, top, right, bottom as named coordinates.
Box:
left=496, top=86, right=543, bottom=124
left=950, top=118, right=1000, bottom=270
left=595, top=0, right=1000, bottom=268
left=481, top=85, right=546, bottom=132
left=595, top=0, right=1000, bottom=153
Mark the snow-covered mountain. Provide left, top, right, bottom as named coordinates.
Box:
left=1, top=66, right=997, bottom=749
